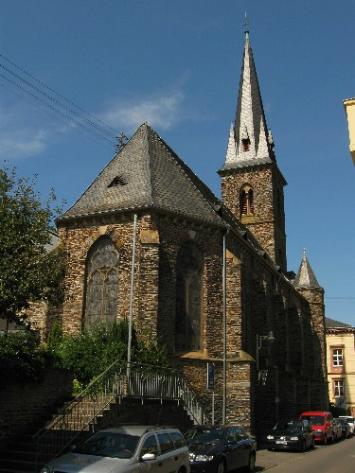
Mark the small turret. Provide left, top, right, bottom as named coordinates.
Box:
left=294, top=251, right=328, bottom=409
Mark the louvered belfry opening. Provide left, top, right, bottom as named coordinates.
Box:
left=242, top=137, right=251, bottom=152
left=240, top=185, right=254, bottom=216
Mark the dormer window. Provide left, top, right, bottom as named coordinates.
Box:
left=242, top=138, right=251, bottom=152
left=108, top=175, right=128, bottom=188
left=240, top=185, right=254, bottom=216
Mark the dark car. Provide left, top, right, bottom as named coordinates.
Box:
left=338, top=418, right=351, bottom=438
left=266, top=419, right=314, bottom=452
left=185, top=425, right=256, bottom=473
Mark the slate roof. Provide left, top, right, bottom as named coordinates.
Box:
left=325, top=317, right=352, bottom=329
left=58, top=123, right=225, bottom=227
left=221, top=31, right=274, bottom=171
left=294, top=253, right=321, bottom=289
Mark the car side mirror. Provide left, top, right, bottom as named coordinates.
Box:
left=141, top=453, right=156, bottom=462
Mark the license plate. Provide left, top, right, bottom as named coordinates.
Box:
left=276, top=440, right=287, bottom=445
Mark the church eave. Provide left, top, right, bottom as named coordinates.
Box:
left=56, top=203, right=226, bottom=229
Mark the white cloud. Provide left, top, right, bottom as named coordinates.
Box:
left=100, top=90, right=184, bottom=131
left=0, top=129, right=48, bottom=159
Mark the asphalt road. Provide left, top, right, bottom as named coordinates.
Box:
left=256, top=436, right=355, bottom=472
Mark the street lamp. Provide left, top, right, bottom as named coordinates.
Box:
left=256, top=330, right=275, bottom=371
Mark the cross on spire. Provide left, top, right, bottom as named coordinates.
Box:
left=243, top=12, right=250, bottom=38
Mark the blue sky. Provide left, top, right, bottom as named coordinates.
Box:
left=0, top=0, right=354, bottom=325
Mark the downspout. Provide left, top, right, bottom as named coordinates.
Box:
left=127, top=213, right=138, bottom=379
left=222, top=228, right=228, bottom=424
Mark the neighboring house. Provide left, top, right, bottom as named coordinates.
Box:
left=326, top=317, right=355, bottom=416
left=343, top=98, right=355, bottom=165
left=25, top=31, right=329, bottom=435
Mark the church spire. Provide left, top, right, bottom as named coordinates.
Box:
left=294, top=251, right=321, bottom=290
left=223, top=31, right=273, bottom=167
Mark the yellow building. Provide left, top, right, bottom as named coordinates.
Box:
left=326, top=318, right=355, bottom=416
left=343, top=98, right=355, bottom=164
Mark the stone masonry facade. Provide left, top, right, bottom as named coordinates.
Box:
left=24, top=32, right=329, bottom=438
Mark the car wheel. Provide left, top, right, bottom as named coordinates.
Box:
left=217, top=460, right=226, bottom=473
left=247, top=452, right=256, bottom=472
left=310, top=438, right=315, bottom=449
left=300, top=440, right=306, bottom=452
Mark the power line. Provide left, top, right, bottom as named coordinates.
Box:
left=0, top=61, right=116, bottom=145
left=0, top=52, right=118, bottom=136
left=0, top=71, right=114, bottom=149
left=0, top=51, right=129, bottom=150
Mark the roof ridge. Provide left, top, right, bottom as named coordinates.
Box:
left=145, top=124, right=222, bottom=216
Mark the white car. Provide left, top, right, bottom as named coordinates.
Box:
left=338, top=416, right=355, bottom=435
left=40, top=425, right=190, bottom=473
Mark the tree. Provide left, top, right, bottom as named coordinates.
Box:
left=0, top=167, right=64, bottom=324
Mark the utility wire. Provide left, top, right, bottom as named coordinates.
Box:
left=0, top=61, right=116, bottom=146
left=0, top=52, right=130, bottom=150
left=0, top=52, right=117, bottom=136
left=0, top=72, right=114, bottom=150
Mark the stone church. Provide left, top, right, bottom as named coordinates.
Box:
left=31, top=32, right=329, bottom=434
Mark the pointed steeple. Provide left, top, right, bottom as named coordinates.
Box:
left=223, top=31, right=273, bottom=169
left=294, top=251, right=321, bottom=289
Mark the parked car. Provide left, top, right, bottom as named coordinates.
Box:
left=331, top=418, right=343, bottom=441
left=338, top=417, right=351, bottom=438
left=40, top=425, right=190, bottom=473
left=185, top=425, right=256, bottom=473
left=338, top=416, right=355, bottom=435
left=266, top=419, right=314, bottom=452
left=299, top=411, right=333, bottom=444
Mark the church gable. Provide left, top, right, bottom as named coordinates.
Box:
left=58, top=124, right=224, bottom=228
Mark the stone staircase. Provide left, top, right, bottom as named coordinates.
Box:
left=0, top=362, right=206, bottom=473
left=0, top=398, right=195, bottom=473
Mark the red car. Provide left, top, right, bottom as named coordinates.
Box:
left=299, top=411, right=334, bottom=444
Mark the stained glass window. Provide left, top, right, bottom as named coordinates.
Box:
left=84, top=237, right=119, bottom=327
left=175, top=242, right=202, bottom=352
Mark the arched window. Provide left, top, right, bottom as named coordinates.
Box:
left=240, top=185, right=254, bottom=216
left=175, top=242, right=203, bottom=352
left=84, top=237, right=119, bottom=327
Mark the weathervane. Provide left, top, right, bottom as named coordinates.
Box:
left=116, top=131, right=128, bottom=153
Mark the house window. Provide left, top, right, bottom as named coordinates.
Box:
left=334, top=379, right=345, bottom=397
left=240, top=185, right=254, bottom=216
left=175, top=241, right=203, bottom=352
left=332, top=348, right=344, bottom=367
left=84, top=237, right=119, bottom=327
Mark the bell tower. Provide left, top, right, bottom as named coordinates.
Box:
left=218, top=30, right=287, bottom=272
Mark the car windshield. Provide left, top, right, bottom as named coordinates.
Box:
left=185, top=428, right=224, bottom=443
left=73, top=432, right=139, bottom=458
left=273, top=421, right=302, bottom=434
left=301, top=416, right=325, bottom=425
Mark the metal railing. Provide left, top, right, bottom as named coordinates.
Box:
left=34, top=361, right=207, bottom=469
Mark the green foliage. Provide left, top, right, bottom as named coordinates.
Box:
left=49, top=319, right=168, bottom=387
left=0, top=167, right=65, bottom=322
left=0, top=330, right=51, bottom=383
left=53, top=321, right=129, bottom=385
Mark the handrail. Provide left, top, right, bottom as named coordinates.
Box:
left=34, top=361, right=207, bottom=470
left=33, top=357, right=123, bottom=440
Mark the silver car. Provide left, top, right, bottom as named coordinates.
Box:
left=40, top=425, right=190, bottom=473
